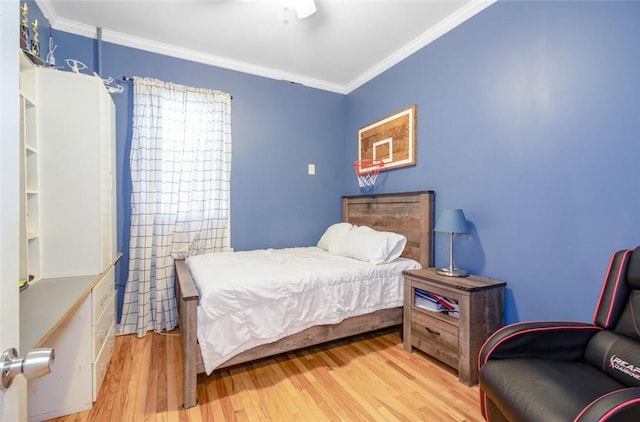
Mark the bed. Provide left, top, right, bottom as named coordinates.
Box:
left=175, top=191, right=434, bottom=408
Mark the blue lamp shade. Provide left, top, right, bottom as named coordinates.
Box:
left=435, top=208, right=469, bottom=277
left=434, top=209, right=469, bottom=234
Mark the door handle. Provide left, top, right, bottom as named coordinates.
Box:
left=1, top=347, right=54, bottom=390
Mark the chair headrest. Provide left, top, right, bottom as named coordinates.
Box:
left=628, top=246, right=640, bottom=289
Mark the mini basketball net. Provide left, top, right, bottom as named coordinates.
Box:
left=353, top=159, right=384, bottom=194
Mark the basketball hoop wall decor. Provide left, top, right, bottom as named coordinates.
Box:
left=353, top=159, right=384, bottom=193
left=357, top=105, right=417, bottom=171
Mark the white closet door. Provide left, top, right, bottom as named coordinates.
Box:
left=37, top=69, right=114, bottom=277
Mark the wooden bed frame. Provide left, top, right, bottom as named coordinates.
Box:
left=175, top=191, right=434, bottom=408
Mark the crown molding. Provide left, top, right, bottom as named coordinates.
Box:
left=36, top=0, right=494, bottom=95
left=344, top=0, right=496, bottom=93
left=105, top=27, right=349, bottom=93
left=44, top=12, right=347, bottom=94
left=34, top=0, right=57, bottom=25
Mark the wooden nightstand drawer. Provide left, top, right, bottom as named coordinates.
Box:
left=411, top=310, right=459, bottom=368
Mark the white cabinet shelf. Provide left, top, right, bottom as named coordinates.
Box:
left=19, top=51, right=40, bottom=283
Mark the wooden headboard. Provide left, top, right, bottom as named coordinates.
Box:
left=342, top=191, right=434, bottom=268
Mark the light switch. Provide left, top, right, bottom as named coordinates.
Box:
left=308, top=164, right=316, bottom=175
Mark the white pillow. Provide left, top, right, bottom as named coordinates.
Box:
left=317, top=222, right=354, bottom=253
left=338, top=225, right=407, bottom=264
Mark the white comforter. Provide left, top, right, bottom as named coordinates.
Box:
left=186, top=246, right=420, bottom=374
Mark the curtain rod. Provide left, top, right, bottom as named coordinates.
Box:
left=121, top=76, right=233, bottom=99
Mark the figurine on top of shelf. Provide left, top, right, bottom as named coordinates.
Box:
left=45, top=36, right=57, bottom=67
left=30, top=19, right=40, bottom=58
left=20, top=3, right=44, bottom=65
left=20, top=2, right=29, bottom=50
left=65, top=58, right=88, bottom=74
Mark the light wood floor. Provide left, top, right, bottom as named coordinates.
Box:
left=49, top=328, right=484, bottom=421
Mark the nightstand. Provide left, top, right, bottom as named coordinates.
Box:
left=403, top=268, right=506, bottom=385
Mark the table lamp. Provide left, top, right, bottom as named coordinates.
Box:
left=434, top=209, right=469, bottom=277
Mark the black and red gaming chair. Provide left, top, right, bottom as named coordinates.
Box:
left=478, top=246, right=640, bottom=421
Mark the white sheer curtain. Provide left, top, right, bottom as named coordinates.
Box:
left=119, top=77, right=232, bottom=337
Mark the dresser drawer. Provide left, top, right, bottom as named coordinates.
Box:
left=94, top=295, right=115, bottom=360
left=92, top=267, right=115, bottom=324
left=93, top=326, right=116, bottom=402
left=411, top=309, right=459, bottom=369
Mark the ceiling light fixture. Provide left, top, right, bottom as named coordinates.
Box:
left=295, top=0, right=317, bottom=19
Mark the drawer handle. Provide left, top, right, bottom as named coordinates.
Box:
left=425, top=327, right=440, bottom=336
left=99, top=295, right=109, bottom=305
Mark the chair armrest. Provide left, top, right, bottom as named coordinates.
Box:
left=575, top=387, right=640, bottom=421
left=479, top=321, right=602, bottom=368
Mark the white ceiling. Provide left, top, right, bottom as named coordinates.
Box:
left=37, top=0, right=495, bottom=94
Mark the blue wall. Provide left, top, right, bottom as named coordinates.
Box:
left=30, top=1, right=640, bottom=325
left=346, top=1, right=640, bottom=323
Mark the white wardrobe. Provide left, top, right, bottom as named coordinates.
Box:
left=19, top=55, right=119, bottom=421
left=37, top=67, right=117, bottom=277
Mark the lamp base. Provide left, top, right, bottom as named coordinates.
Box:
left=436, top=267, right=469, bottom=277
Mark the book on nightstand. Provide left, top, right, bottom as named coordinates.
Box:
left=414, top=291, right=443, bottom=312
left=414, top=288, right=460, bottom=316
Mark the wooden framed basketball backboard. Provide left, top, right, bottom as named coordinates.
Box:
left=357, top=105, right=417, bottom=171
